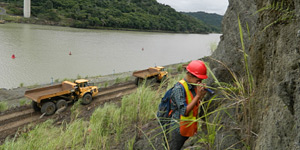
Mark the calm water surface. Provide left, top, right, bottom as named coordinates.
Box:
left=0, top=23, right=220, bottom=89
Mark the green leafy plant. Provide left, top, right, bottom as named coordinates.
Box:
left=19, top=99, right=30, bottom=106
left=0, top=101, right=8, bottom=112
left=177, top=64, right=183, bottom=72
left=115, top=77, right=121, bottom=84
left=167, top=68, right=173, bottom=74
left=254, top=1, right=295, bottom=32
left=104, top=82, right=108, bottom=88
left=125, top=76, right=130, bottom=82
left=210, top=42, right=218, bottom=53
left=97, top=83, right=101, bottom=88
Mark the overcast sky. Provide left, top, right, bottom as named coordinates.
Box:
left=156, top=0, right=229, bottom=15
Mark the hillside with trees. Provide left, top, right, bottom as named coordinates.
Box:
left=183, top=11, right=223, bottom=33
left=0, top=0, right=218, bottom=33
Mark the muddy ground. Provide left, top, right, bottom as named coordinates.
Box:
left=0, top=71, right=134, bottom=108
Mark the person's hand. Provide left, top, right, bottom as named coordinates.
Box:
left=196, top=82, right=207, bottom=100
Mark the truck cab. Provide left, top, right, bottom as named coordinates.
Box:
left=74, top=79, right=98, bottom=104
left=154, top=66, right=168, bottom=81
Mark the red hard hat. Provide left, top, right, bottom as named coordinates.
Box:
left=186, top=60, right=208, bottom=79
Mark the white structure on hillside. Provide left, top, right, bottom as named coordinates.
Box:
left=24, top=0, right=30, bottom=18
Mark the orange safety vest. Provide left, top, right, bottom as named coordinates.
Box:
left=178, top=79, right=199, bottom=137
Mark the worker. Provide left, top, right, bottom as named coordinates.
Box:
left=168, top=60, right=208, bottom=150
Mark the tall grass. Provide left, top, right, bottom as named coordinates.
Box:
left=238, top=15, right=254, bottom=93
left=86, top=82, right=162, bottom=149
left=190, top=59, right=255, bottom=149
left=191, top=16, right=256, bottom=149
left=85, top=104, right=123, bottom=149
left=176, top=15, right=256, bottom=149
left=1, top=79, right=162, bottom=149
left=1, top=119, right=88, bottom=150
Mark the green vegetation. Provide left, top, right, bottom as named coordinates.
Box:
left=27, top=84, right=40, bottom=89
left=192, top=16, right=255, bottom=148
left=176, top=64, right=183, bottom=72
left=254, top=1, right=295, bottom=32
left=115, top=77, right=121, bottom=84
left=104, top=81, right=108, bottom=88
left=125, top=76, right=130, bottom=82
left=183, top=11, right=223, bottom=33
left=19, top=98, right=30, bottom=106
left=0, top=0, right=217, bottom=33
left=97, top=83, right=102, bottom=88
left=167, top=68, right=172, bottom=74
left=210, top=42, right=218, bottom=53
left=1, top=80, right=161, bottom=149
left=0, top=101, right=8, bottom=112
left=77, top=74, right=82, bottom=79
left=19, top=83, right=24, bottom=88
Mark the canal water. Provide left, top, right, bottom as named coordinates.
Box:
left=0, top=23, right=221, bottom=89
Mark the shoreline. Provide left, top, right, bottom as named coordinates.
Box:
left=2, top=16, right=211, bottom=34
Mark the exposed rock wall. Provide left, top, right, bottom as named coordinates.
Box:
left=208, top=0, right=300, bottom=149
left=208, top=0, right=258, bottom=83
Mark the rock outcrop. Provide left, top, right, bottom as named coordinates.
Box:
left=207, top=0, right=300, bottom=149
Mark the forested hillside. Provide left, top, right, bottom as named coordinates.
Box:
left=0, top=0, right=217, bottom=33
left=183, top=11, right=223, bottom=32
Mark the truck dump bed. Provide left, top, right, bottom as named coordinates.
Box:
left=132, top=68, right=159, bottom=79
left=25, top=81, right=76, bottom=103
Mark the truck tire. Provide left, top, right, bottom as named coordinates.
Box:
left=81, top=93, right=92, bottom=105
left=32, top=101, right=41, bottom=112
left=135, top=77, right=143, bottom=86
left=56, top=99, right=67, bottom=113
left=41, top=102, right=56, bottom=116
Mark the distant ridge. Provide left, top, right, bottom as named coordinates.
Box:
left=182, top=11, right=223, bottom=33
left=1, top=0, right=220, bottom=33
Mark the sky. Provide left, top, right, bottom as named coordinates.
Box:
left=156, top=0, right=229, bottom=15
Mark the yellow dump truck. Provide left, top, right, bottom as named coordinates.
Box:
left=132, top=66, right=168, bottom=85
left=25, top=79, right=98, bottom=116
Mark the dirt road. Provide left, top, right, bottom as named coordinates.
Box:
left=0, top=81, right=137, bottom=144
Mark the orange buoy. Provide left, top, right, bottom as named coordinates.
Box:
left=11, top=54, right=16, bottom=59
left=69, top=51, right=72, bottom=55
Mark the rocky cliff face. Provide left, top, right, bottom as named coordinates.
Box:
left=207, top=0, right=300, bottom=149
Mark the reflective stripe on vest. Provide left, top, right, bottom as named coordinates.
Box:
left=178, top=79, right=198, bottom=137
